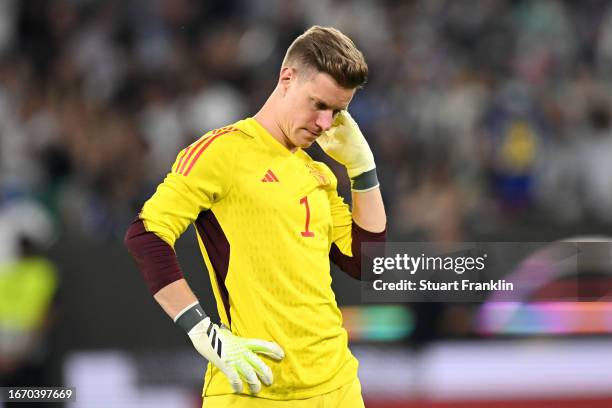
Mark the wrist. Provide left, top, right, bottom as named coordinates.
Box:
left=350, top=168, right=379, bottom=192
left=174, top=302, right=208, bottom=333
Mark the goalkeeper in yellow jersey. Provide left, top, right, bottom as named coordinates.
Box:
left=125, top=25, right=386, bottom=408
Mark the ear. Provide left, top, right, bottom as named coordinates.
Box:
left=278, top=66, right=295, bottom=95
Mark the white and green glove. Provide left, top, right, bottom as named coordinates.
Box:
left=316, top=110, right=379, bottom=192
left=175, top=303, right=284, bottom=394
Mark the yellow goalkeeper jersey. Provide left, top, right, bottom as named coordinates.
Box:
left=139, top=118, right=359, bottom=400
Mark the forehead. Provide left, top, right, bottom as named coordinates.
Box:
left=303, top=71, right=355, bottom=109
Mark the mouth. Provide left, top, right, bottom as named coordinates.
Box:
left=305, top=129, right=320, bottom=138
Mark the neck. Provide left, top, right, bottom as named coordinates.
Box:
left=253, top=92, right=296, bottom=152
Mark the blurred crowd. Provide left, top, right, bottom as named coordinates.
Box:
left=2, top=0, right=612, bottom=242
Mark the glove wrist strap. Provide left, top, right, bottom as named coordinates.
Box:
left=351, top=168, right=379, bottom=192
left=174, top=302, right=208, bottom=333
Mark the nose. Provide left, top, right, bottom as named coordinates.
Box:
left=315, top=110, right=334, bottom=132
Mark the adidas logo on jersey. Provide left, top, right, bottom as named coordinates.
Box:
left=261, top=169, right=279, bottom=182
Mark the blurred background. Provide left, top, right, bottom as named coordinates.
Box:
left=2, top=0, right=612, bottom=407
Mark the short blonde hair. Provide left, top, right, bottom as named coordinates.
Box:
left=282, top=26, right=368, bottom=89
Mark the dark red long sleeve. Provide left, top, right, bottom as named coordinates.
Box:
left=124, top=217, right=184, bottom=294
left=330, top=222, right=386, bottom=280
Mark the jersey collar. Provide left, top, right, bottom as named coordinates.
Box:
left=241, top=117, right=306, bottom=158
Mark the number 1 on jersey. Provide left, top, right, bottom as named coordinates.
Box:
left=300, top=196, right=315, bottom=237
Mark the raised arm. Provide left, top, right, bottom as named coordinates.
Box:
left=318, top=110, right=387, bottom=279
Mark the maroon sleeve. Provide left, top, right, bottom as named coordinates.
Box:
left=124, top=217, right=184, bottom=295
left=330, top=222, right=386, bottom=280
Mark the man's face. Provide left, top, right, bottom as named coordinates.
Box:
left=278, top=67, right=355, bottom=150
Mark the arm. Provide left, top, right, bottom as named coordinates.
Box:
left=153, top=279, right=198, bottom=319
left=124, top=133, right=283, bottom=394
left=352, top=187, right=386, bottom=233
left=124, top=215, right=284, bottom=395
left=317, top=110, right=386, bottom=232
left=318, top=111, right=387, bottom=279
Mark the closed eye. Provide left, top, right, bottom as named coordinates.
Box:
left=315, top=101, right=327, bottom=110
left=313, top=100, right=343, bottom=117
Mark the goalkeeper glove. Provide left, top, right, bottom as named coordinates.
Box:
left=316, top=110, right=379, bottom=192
left=175, top=302, right=284, bottom=394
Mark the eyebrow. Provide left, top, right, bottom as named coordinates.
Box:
left=313, top=98, right=346, bottom=112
